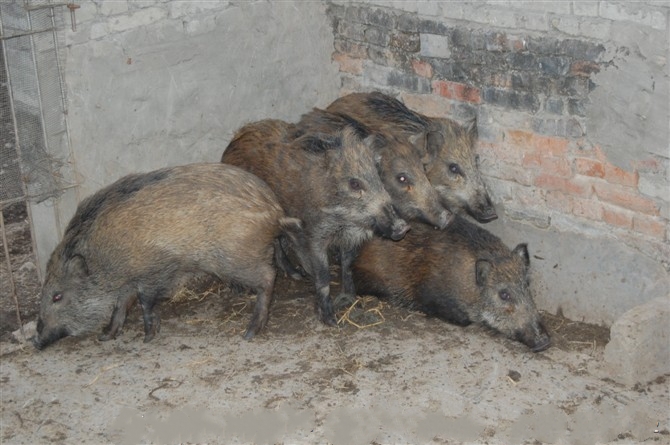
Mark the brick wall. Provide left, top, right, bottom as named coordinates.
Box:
left=326, top=1, right=669, bottom=265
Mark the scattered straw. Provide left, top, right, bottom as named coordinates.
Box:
left=337, top=296, right=386, bottom=329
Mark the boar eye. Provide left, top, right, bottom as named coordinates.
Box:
left=449, top=163, right=462, bottom=175
left=349, top=178, right=362, bottom=191
left=499, top=290, right=511, bottom=301
left=397, top=174, right=408, bottom=184
left=52, top=293, right=63, bottom=303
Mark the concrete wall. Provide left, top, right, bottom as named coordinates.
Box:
left=327, top=0, right=669, bottom=325
left=33, top=0, right=340, bottom=272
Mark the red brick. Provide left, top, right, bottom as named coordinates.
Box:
left=506, top=130, right=569, bottom=156
left=593, top=183, right=659, bottom=215
left=332, top=52, right=363, bottom=75
left=485, top=161, right=534, bottom=186
left=506, top=129, right=534, bottom=151
left=602, top=205, right=633, bottom=229
left=572, top=197, right=603, bottom=221
left=546, top=190, right=573, bottom=213
left=400, top=93, right=452, bottom=118
left=432, top=80, right=481, bottom=104
left=634, top=157, right=664, bottom=174
left=575, top=158, right=605, bottom=178
left=523, top=154, right=572, bottom=177
left=603, top=163, right=638, bottom=187
left=483, top=141, right=523, bottom=164
left=633, top=215, right=667, bottom=240
left=570, top=60, right=600, bottom=77
left=411, top=59, right=433, bottom=78
left=534, top=135, right=570, bottom=157
left=534, top=174, right=592, bottom=197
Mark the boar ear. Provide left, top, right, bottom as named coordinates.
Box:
left=425, top=131, right=444, bottom=163
left=66, top=254, right=89, bottom=279
left=466, top=118, right=478, bottom=142
left=512, top=243, right=530, bottom=268
left=409, top=131, right=436, bottom=167
left=475, top=259, right=491, bottom=286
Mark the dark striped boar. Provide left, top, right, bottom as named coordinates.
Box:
left=222, top=121, right=409, bottom=326
left=326, top=92, right=497, bottom=223
left=33, top=163, right=301, bottom=349
left=352, top=216, right=550, bottom=352
left=294, top=108, right=452, bottom=230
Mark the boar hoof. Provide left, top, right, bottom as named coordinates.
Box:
left=319, top=311, right=338, bottom=327
left=98, top=332, right=114, bottom=342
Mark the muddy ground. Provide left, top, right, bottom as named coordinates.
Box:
left=1, top=255, right=669, bottom=445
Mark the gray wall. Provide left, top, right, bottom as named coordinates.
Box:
left=66, top=0, right=340, bottom=197
left=33, top=0, right=340, bottom=272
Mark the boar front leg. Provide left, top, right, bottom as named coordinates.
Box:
left=335, top=245, right=360, bottom=308
left=310, top=244, right=337, bottom=327
left=99, top=294, right=138, bottom=341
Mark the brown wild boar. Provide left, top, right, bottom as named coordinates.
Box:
left=293, top=108, right=452, bottom=230
left=327, top=91, right=497, bottom=222
left=352, top=216, right=551, bottom=352
left=222, top=121, right=409, bottom=326
left=34, top=163, right=301, bottom=349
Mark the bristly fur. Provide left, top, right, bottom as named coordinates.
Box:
left=60, top=170, right=170, bottom=260
left=364, top=92, right=430, bottom=131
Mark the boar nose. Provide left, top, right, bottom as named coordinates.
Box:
left=436, top=209, right=454, bottom=230
left=390, top=218, right=410, bottom=240
left=474, top=196, right=498, bottom=223
left=531, top=335, right=551, bottom=352
left=31, top=336, right=44, bottom=350
left=528, top=322, right=551, bottom=352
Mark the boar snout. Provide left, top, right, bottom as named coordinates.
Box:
left=436, top=209, right=454, bottom=230
left=517, top=321, right=551, bottom=353
left=32, top=318, right=69, bottom=350
left=471, top=195, right=498, bottom=223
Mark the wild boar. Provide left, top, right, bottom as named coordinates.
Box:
left=34, top=163, right=301, bottom=349
left=222, top=122, right=409, bottom=326
left=352, top=216, right=550, bottom=351
left=327, top=91, right=497, bottom=222
left=293, top=108, right=452, bottom=230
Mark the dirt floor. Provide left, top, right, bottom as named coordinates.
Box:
left=1, top=264, right=669, bottom=445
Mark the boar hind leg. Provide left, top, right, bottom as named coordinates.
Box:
left=274, top=237, right=305, bottom=281
left=99, top=294, right=138, bottom=341
left=138, top=289, right=164, bottom=343
left=243, top=265, right=277, bottom=340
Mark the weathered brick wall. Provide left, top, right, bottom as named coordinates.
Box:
left=326, top=1, right=669, bottom=266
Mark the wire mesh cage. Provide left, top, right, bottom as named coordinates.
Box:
left=0, top=0, right=70, bottom=337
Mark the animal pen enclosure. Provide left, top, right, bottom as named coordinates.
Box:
left=0, top=0, right=73, bottom=338
left=1, top=1, right=668, bottom=444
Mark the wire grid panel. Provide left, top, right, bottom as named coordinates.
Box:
left=0, top=0, right=69, bottom=207
left=0, top=6, right=21, bottom=204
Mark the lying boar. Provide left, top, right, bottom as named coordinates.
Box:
left=34, top=163, right=301, bottom=349
left=222, top=122, right=409, bottom=326
left=326, top=91, right=497, bottom=222
left=352, top=216, right=551, bottom=351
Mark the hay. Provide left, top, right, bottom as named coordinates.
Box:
left=169, top=277, right=225, bottom=305
left=337, top=295, right=386, bottom=329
